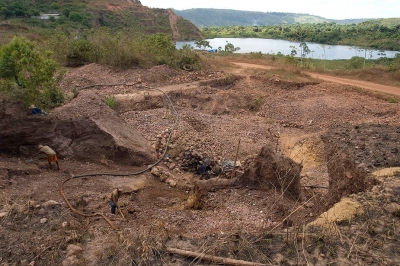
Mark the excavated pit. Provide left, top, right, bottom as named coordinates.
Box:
left=1, top=62, right=400, bottom=265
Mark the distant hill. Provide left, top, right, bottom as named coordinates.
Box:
left=0, top=0, right=203, bottom=44
left=173, top=8, right=370, bottom=27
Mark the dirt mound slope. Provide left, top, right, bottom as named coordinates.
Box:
left=321, top=123, right=400, bottom=206
left=239, top=143, right=302, bottom=199
left=0, top=91, right=156, bottom=165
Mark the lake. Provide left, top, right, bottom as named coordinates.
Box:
left=176, top=38, right=399, bottom=60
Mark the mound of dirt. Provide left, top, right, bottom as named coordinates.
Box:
left=0, top=91, right=156, bottom=165
left=239, top=143, right=302, bottom=199
left=321, top=123, right=400, bottom=206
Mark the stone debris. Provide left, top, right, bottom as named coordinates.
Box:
left=42, top=200, right=61, bottom=208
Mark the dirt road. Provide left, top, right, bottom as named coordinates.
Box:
left=233, top=62, right=400, bottom=96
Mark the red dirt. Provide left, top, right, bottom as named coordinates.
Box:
left=1, top=61, right=400, bottom=265
left=233, top=62, right=400, bottom=96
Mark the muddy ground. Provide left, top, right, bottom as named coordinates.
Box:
left=1, top=59, right=400, bottom=265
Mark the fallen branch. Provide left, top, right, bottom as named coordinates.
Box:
left=166, top=247, right=267, bottom=266
left=302, top=185, right=329, bottom=189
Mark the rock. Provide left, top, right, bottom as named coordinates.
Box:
left=76, top=196, right=88, bottom=207
left=38, top=208, right=46, bottom=215
left=151, top=166, right=162, bottom=177
left=65, top=231, right=79, bottom=243
left=62, top=222, right=68, bottom=227
left=166, top=178, right=177, bottom=187
left=160, top=173, right=168, bottom=182
left=0, top=180, right=7, bottom=189
left=40, top=218, right=47, bottom=224
left=384, top=203, right=400, bottom=214
left=305, top=202, right=315, bottom=208
left=0, top=212, right=7, bottom=218
left=130, top=193, right=137, bottom=201
left=62, top=255, right=79, bottom=266
left=42, top=200, right=61, bottom=208
left=274, top=253, right=285, bottom=264
left=66, top=244, right=83, bottom=257
left=127, top=207, right=136, bottom=214
left=28, top=201, right=35, bottom=209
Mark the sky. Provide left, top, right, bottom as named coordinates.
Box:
left=141, top=0, right=400, bottom=20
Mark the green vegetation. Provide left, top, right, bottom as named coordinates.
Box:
left=195, top=39, right=212, bottom=50
left=174, top=8, right=368, bottom=28
left=0, top=0, right=202, bottom=45
left=0, top=36, right=64, bottom=109
left=0, top=0, right=91, bottom=29
left=248, top=95, right=265, bottom=111
left=105, top=95, right=117, bottom=109
left=224, top=41, right=241, bottom=53
left=202, top=19, right=400, bottom=51
left=1, top=1, right=399, bottom=111
left=48, top=29, right=200, bottom=69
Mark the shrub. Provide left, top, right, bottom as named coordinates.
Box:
left=175, top=45, right=200, bottom=70
left=248, top=95, right=265, bottom=111
left=249, top=51, right=264, bottom=59
left=105, top=95, right=117, bottom=109
left=143, top=33, right=177, bottom=65
left=49, top=29, right=200, bottom=70
left=350, top=56, right=364, bottom=69
left=0, top=36, right=64, bottom=109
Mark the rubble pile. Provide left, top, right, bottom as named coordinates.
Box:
left=154, top=129, right=237, bottom=179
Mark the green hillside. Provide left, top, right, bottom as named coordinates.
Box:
left=173, top=8, right=369, bottom=27
left=0, top=0, right=202, bottom=44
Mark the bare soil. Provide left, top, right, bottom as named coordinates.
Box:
left=1, top=60, right=400, bottom=265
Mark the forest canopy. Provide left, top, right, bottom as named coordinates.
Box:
left=202, top=19, right=400, bottom=50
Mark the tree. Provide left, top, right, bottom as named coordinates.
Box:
left=318, top=44, right=331, bottom=71
left=299, top=42, right=310, bottom=67
left=0, top=37, right=64, bottom=109
left=194, top=39, right=212, bottom=50
left=224, top=41, right=240, bottom=53
left=289, top=45, right=298, bottom=57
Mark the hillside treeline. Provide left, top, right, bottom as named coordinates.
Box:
left=0, top=0, right=201, bottom=41
left=0, top=0, right=95, bottom=29
left=203, top=19, right=400, bottom=50
left=174, top=8, right=368, bottom=28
